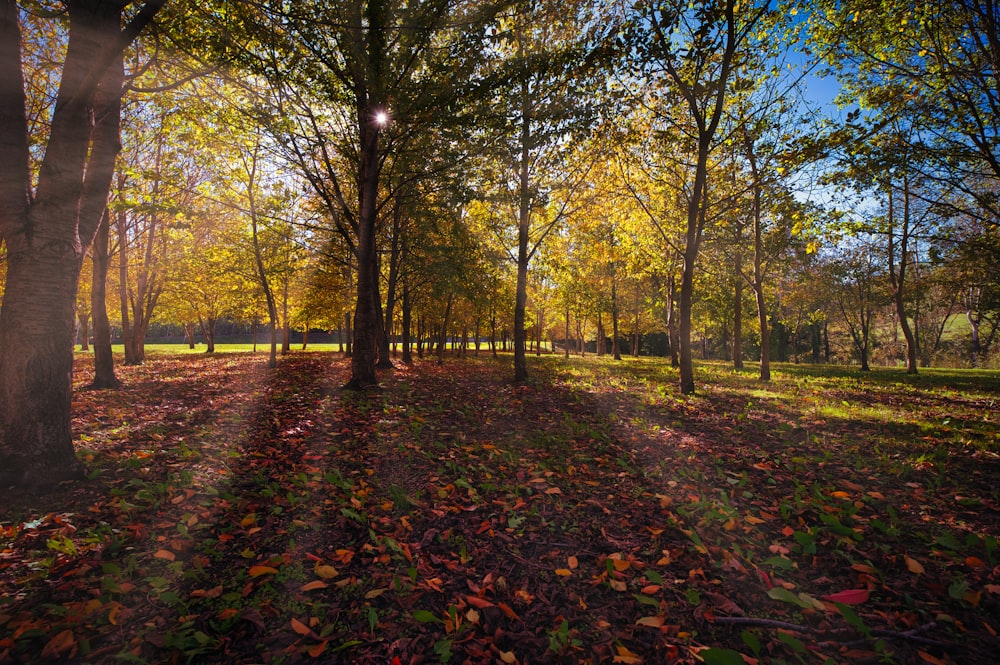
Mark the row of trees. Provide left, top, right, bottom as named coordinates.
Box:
left=0, top=0, right=998, bottom=486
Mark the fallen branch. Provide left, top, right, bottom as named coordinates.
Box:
left=714, top=616, right=951, bottom=648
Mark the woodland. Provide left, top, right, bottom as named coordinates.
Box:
left=0, top=0, right=998, bottom=663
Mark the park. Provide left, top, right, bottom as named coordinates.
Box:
left=1, top=0, right=999, bottom=663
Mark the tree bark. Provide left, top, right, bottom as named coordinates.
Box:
left=732, top=251, right=743, bottom=369
left=90, top=208, right=119, bottom=389
left=0, top=0, right=159, bottom=486
left=513, top=75, right=532, bottom=383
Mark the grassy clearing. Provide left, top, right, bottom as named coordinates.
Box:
left=1, top=352, right=997, bottom=664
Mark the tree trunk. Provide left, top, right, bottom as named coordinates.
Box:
left=632, top=280, right=640, bottom=357
left=401, top=277, right=413, bottom=364
left=611, top=279, right=621, bottom=360
left=199, top=316, right=216, bottom=353
left=77, top=311, right=90, bottom=351
left=184, top=322, right=196, bottom=349
left=0, top=0, right=158, bottom=486
left=90, top=208, right=119, bottom=389
left=888, top=175, right=918, bottom=374
left=347, top=115, right=381, bottom=389
left=564, top=301, right=570, bottom=359
left=732, top=251, right=743, bottom=369
left=666, top=272, right=679, bottom=367
left=281, top=278, right=290, bottom=354
left=513, top=69, right=532, bottom=383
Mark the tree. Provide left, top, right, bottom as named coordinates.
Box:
left=626, top=0, right=769, bottom=393
left=0, top=1, right=165, bottom=486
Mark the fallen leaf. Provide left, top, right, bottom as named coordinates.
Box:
left=154, top=549, right=176, bottom=561
left=466, top=595, right=495, bottom=609
left=290, top=617, right=312, bottom=636
left=306, top=641, right=328, bottom=658
left=904, top=555, right=925, bottom=575
left=822, top=588, right=870, bottom=604
left=315, top=564, right=338, bottom=579
left=249, top=565, right=278, bottom=577
left=613, top=644, right=643, bottom=664
left=301, top=581, right=328, bottom=592
left=636, top=616, right=664, bottom=628
left=40, top=629, right=76, bottom=660
left=916, top=650, right=947, bottom=665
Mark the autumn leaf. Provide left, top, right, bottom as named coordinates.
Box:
left=822, top=589, right=870, bottom=604
left=904, top=555, right=925, bottom=575
left=613, top=644, right=643, bottom=664
left=40, top=629, right=76, bottom=660
left=636, top=616, right=664, bottom=628
left=290, top=617, right=312, bottom=636
left=248, top=565, right=279, bottom=577
left=301, top=581, right=328, bottom=592
left=315, top=564, right=338, bottom=579
left=154, top=549, right=176, bottom=561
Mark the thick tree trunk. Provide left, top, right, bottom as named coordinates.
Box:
left=90, top=208, right=119, bottom=389
left=0, top=0, right=152, bottom=486
left=0, top=251, right=87, bottom=484
left=347, top=115, right=381, bottom=388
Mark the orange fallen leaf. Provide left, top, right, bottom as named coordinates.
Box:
left=290, top=617, right=312, bottom=636
left=154, top=549, right=176, bottom=561
left=466, top=595, right=495, bottom=609
left=904, top=555, right=925, bottom=575
left=555, top=568, right=573, bottom=577
left=306, top=641, right=328, bottom=658
left=40, top=629, right=75, bottom=660
left=916, top=650, right=947, bottom=665
left=249, top=565, right=278, bottom=577
left=301, top=581, right=329, bottom=592
left=636, top=616, right=664, bottom=628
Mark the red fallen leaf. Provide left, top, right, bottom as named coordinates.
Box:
left=822, top=589, right=870, bottom=604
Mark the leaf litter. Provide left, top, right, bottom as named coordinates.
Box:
left=0, top=353, right=997, bottom=664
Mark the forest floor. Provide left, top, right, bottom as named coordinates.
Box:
left=1, top=352, right=998, bottom=665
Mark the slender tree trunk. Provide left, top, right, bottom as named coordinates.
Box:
left=90, top=208, right=119, bottom=389
left=596, top=313, right=605, bottom=356
left=611, top=279, right=621, bottom=360
left=666, top=272, right=679, bottom=367
left=281, top=278, right=290, bottom=354
left=632, top=280, right=640, bottom=357
left=77, top=311, right=90, bottom=351
left=564, top=301, right=571, bottom=359
left=184, top=322, right=196, bottom=349
left=887, top=176, right=918, bottom=374
left=732, top=251, right=743, bottom=369
left=401, top=277, right=413, bottom=364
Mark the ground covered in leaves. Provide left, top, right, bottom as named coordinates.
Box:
left=1, top=352, right=998, bottom=665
